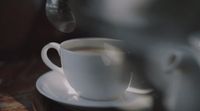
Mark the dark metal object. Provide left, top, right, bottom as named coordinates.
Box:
left=46, top=0, right=76, bottom=33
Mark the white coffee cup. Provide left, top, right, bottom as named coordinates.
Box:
left=41, top=38, right=131, bottom=101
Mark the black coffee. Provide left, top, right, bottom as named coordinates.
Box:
left=68, top=47, right=106, bottom=54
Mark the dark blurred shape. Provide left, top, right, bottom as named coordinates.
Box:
left=0, top=0, right=80, bottom=61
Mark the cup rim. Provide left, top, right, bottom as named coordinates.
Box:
left=60, top=37, right=123, bottom=55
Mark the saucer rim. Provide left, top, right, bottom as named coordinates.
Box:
left=36, top=71, right=152, bottom=108
left=36, top=71, right=121, bottom=108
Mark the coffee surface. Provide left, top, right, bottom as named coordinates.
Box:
left=68, top=47, right=106, bottom=54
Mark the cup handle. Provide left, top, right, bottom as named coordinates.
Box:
left=41, top=42, right=63, bottom=74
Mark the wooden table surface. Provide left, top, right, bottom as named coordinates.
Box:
left=0, top=56, right=48, bottom=111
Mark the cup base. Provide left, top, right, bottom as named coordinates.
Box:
left=79, top=95, right=122, bottom=102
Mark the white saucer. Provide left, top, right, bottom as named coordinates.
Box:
left=36, top=71, right=153, bottom=109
